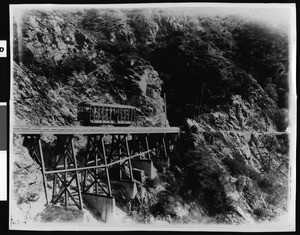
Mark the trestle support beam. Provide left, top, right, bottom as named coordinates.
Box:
left=20, top=131, right=179, bottom=211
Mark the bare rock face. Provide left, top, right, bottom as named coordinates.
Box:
left=13, top=10, right=166, bottom=127
left=21, top=11, right=84, bottom=67
left=11, top=135, right=44, bottom=225
left=197, top=95, right=278, bottom=132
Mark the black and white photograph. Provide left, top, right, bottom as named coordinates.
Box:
left=9, top=3, right=296, bottom=231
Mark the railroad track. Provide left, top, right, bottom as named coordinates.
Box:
left=13, top=126, right=181, bottom=135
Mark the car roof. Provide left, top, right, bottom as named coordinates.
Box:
left=78, top=102, right=136, bottom=109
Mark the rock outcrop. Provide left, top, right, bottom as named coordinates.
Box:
left=13, top=9, right=166, bottom=127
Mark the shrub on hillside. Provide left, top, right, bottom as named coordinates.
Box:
left=222, top=154, right=262, bottom=181
left=258, top=174, right=288, bottom=209
left=253, top=207, right=271, bottom=221
left=149, top=190, right=178, bottom=219
left=37, top=205, right=84, bottom=222
left=144, top=178, right=157, bottom=189
left=181, top=150, right=233, bottom=216
left=273, top=108, right=289, bottom=132
left=265, top=83, right=279, bottom=102
left=59, top=51, right=98, bottom=78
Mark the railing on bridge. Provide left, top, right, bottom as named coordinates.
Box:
left=14, top=126, right=180, bottom=211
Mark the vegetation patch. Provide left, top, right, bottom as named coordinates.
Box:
left=37, top=205, right=84, bottom=223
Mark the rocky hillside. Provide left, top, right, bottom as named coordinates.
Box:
left=166, top=102, right=289, bottom=223
left=13, top=9, right=166, bottom=127
left=11, top=8, right=290, bottom=226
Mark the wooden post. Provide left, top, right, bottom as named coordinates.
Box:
left=64, top=138, right=68, bottom=208
left=164, top=93, right=167, bottom=127
left=117, top=135, right=122, bottom=180
left=102, top=137, right=112, bottom=197
left=125, top=135, right=134, bottom=182
left=71, top=137, right=83, bottom=210
left=145, top=135, right=151, bottom=160
left=52, top=155, right=58, bottom=202
left=94, top=136, right=98, bottom=194
left=38, top=138, right=49, bottom=205
left=83, top=136, right=91, bottom=192
left=162, top=134, right=167, bottom=158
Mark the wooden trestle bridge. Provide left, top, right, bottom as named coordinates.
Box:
left=13, top=126, right=180, bottom=219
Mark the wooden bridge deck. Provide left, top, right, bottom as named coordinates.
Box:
left=13, top=126, right=180, bottom=135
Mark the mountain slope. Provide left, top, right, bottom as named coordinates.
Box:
left=11, top=8, right=290, bottom=225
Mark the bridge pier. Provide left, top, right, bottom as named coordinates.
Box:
left=110, top=180, right=137, bottom=199
left=131, top=159, right=157, bottom=179
left=82, top=193, right=115, bottom=222
left=152, top=157, right=171, bottom=171
left=132, top=167, right=146, bottom=183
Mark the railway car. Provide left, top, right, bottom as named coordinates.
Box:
left=77, top=102, right=137, bottom=126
